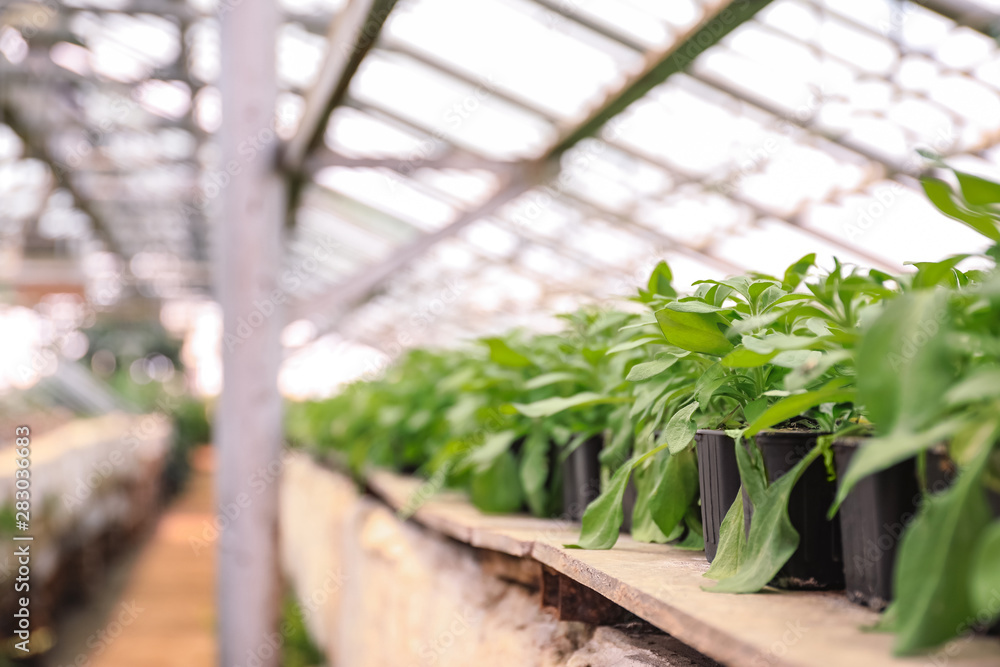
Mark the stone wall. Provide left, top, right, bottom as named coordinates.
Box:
left=279, top=453, right=715, bottom=667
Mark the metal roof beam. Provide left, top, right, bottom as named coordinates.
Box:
left=2, top=102, right=125, bottom=256
left=281, top=0, right=398, bottom=175
left=292, top=0, right=775, bottom=327
left=914, top=0, right=1000, bottom=37
left=607, top=138, right=902, bottom=273
left=305, top=146, right=519, bottom=176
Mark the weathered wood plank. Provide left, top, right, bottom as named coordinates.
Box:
left=366, top=469, right=1000, bottom=667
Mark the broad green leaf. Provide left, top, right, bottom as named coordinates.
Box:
left=704, top=491, right=747, bottom=580
left=648, top=260, right=677, bottom=298
left=704, top=441, right=823, bottom=593
left=463, top=430, right=519, bottom=472
left=630, top=459, right=672, bottom=543
left=567, top=457, right=635, bottom=549
left=769, top=350, right=818, bottom=369
left=523, top=371, right=576, bottom=390
left=856, top=291, right=953, bottom=433
left=956, top=170, right=1000, bottom=206
left=648, top=448, right=698, bottom=537
left=721, top=347, right=776, bottom=368
left=922, top=177, right=1000, bottom=241
left=606, top=336, right=660, bottom=355
left=483, top=337, right=532, bottom=367
left=666, top=300, right=726, bottom=313
left=626, top=357, right=680, bottom=381
left=744, top=380, right=855, bottom=436
left=519, top=429, right=551, bottom=517
left=743, top=397, right=768, bottom=426
left=470, top=450, right=524, bottom=514
left=513, top=392, right=627, bottom=418
left=742, top=333, right=822, bottom=354
left=782, top=253, right=816, bottom=291
left=675, top=507, right=705, bottom=550
left=891, top=450, right=992, bottom=654
left=909, top=254, right=970, bottom=289
left=655, top=308, right=734, bottom=356
left=620, top=313, right=659, bottom=330
left=944, top=368, right=1000, bottom=406
left=664, top=401, right=699, bottom=454
left=969, top=520, right=1000, bottom=626
left=783, top=349, right=853, bottom=391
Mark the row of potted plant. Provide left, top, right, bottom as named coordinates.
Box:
left=287, top=165, right=1000, bottom=656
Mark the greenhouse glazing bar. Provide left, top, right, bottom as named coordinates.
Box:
left=291, top=0, right=776, bottom=329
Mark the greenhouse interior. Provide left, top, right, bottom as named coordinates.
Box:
left=2, top=0, right=1000, bottom=664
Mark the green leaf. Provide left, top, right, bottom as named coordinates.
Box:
left=663, top=401, right=699, bottom=454
left=704, top=441, right=824, bottom=593
left=647, top=260, right=677, bottom=298
left=655, top=308, right=734, bottom=356
left=921, top=177, right=1000, bottom=241
left=675, top=507, right=705, bottom=550
left=704, top=492, right=748, bottom=580
left=483, top=337, right=532, bottom=367
left=626, top=357, right=680, bottom=381
left=629, top=458, right=672, bottom=543
left=519, top=429, right=551, bottom=517
left=891, top=450, right=993, bottom=654
left=567, top=457, right=635, bottom=549
left=666, top=300, right=726, bottom=313
left=721, top=347, right=776, bottom=368
left=969, top=520, right=1000, bottom=627
left=463, top=430, right=519, bottom=472
left=908, top=254, right=971, bottom=289
left=606, top=336, right=660, bottom=355
left=944, top=368, right=1000, bottom=406
left=782, top=253, right=816, bottom=291
left=513, top=392, right=627, bottom=418
left=524, top=371, right=577, bottom=390
left=856, top=291, right=953, bottom=432
left=743, top=397, right=768, bottom=426
left=744, top=380, right=855, bottom=437
left=470, top=450, right=524, bottom=514
left=648, top=448, right=699, bottom=537
left=956, top=171, right=1000, bottom=206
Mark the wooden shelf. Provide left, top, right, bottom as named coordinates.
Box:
left=366, top=469, right=1000, bottom=667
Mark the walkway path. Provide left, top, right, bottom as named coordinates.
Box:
left=51, top=447, right=216, bottom=667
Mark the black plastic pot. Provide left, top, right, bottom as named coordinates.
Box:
left=755, top=430, right=844, bottom=590
left=696, top=429, right=743, bottom=562
left=621, top=476, right=638, bottom=533
left=561, top=436, right=603, bottom=522
left=561, top=437, right=637, bottom=532
left=833, top=438, right=920, bottom=610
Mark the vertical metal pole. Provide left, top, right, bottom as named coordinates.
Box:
left=217, top=0, right=284, bottom=665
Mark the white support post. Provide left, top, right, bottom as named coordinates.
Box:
left=216, top=1, right=285, bottom=665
